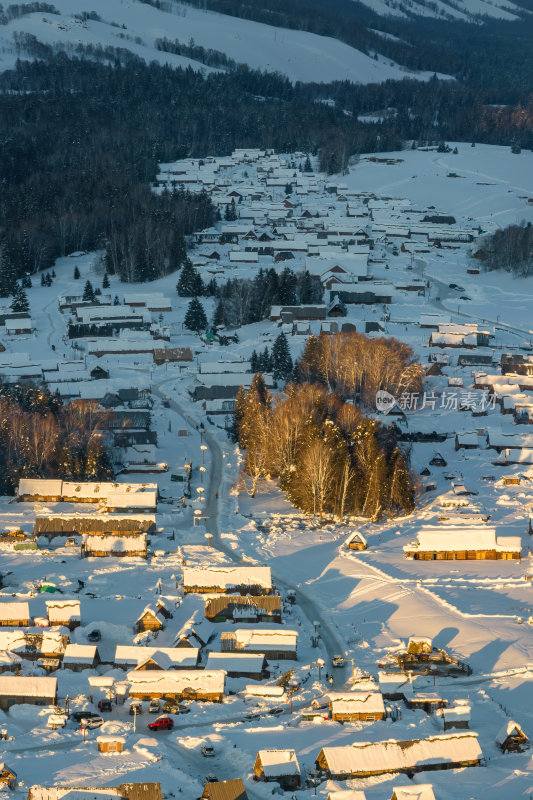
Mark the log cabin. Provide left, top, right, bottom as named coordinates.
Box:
left=316, top=732, right=482, bottom=779
left=46, top=600, right=81, bottom=630
left=496, top=720, right=529, bottom=752
left=62, top=644, right=100, bottom=672
left=329, top=691, right=385, bottom=722
left=0, top=676, right=57, bottom=710
left=221, top=629, right=297, bottom=660
left=345, top=532, right=368, bottom=551
left=26, top=783, right=162, bottom=800
left=135, top=607, right=164, bottom=633
left=127, top=670, right=225, bottom=703
left=0, top=603, right=30, bottom=628
left=204, top=595, right=282, bottom=623
left=200, top=779, right=248, bottom=800
left=97, top=735, right=126, bottom=754
left=81, top=533, right=147, bottom=558
left=0, top=764, right=17, bottom=790
left=404, top=527, right=521, bottom=561
left=183, top=566, right=272, bottom=595
left=253, top=750, right=300, bottom=790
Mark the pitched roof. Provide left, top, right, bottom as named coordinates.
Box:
left=257, top=750, right=300, bottom=777
left=201, top=779, right=248, bottom=800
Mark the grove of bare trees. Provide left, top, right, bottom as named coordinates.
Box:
left=232, top=373, right=415, bottom=520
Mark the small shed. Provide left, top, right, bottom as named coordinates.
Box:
left=254, top=749, right=301, bottom=790
left=496, top=720, right=529, bottom=752
left=97, top=735, right=126, bottom=754
left=205, top=653, right=268, bottom=680
left=441, top=703, right=470, bottom=730
left=345, top=531, right=367, bottom=551
left=135, top=607, right=164, bottom=633
left=0, top=764, right=17, bottom=789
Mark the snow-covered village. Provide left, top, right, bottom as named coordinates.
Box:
left=0, top=139, right=533, bottom=800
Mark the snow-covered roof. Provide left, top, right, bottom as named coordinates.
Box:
left=233, top=629, right=297, bottom=650
left=115, top=646, right=198, bottom=667
left=205, top=653, right=265, bottom=672
left=46, top=600, right=80, bottom=623
left=391, top=787, right=436, bottom=800
left=81, top=534, right=147, bottom=553
left=319, top=733, right=482, bottom=775
left=183, top=566, right=272, bottom=590
left=63, top=645, right=97, bottom=663
left=327, top=792, right=367, bottom=800
left=330, top=692, right=385, bottom=715
left=495, top=720, right=527, bottom=745
left=17, top=479, right=63, bottom=497
left=257, top=750, right=300, bottom=777
left=244, top=685, right=284, bottom=697
left=96, top=735, right=127, bottom=744
left=404, top=526, right=522, bottom=554
left=126, top=670, right=225, bottom=695
left=443, top=705, right=471, bottom=721
left=0, top=602, right=29, bottom=621
left=345, top=531, right=367, bottom=546
left=0, top=676, right=57, bottom=698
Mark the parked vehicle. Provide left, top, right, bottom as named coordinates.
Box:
left=204, top=775, right=217, bottom=784
left=162, top=701, right=181, bottom=714
left=268, top=707, right=284, bottom=716
left=332, top=655, right=345, bottom=668
left=149, top=699, right=161, bottom=713
left=81, top=716, right=104, bottom=729
left=98, top=700, right=112, bottom=712
left=147, top=716, right=174, bottom=731
left=245, top=712, right=260, bottom=721
left=201, top=745, right=215, bottom=757
left=72, top=711, right=101, bottom=723
left=87, top=630, right=101, bottom=642
left=129, top=701, right=142, bottom=716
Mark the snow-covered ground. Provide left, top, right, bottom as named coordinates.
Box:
left=1, top=143, right=533, bottom=798
left=0, top=0, right=453, bottom=83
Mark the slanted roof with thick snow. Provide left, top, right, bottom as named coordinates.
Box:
left=114, top=645, right=198, bottom=668
left=258, top=750, right=300, bottom=777
left=392, top=787, right=436, bottom=800
left=81, top=534, right=147, bottom=553
left=0, top=602, right=29, bottom=622
left=320, top=733, right=482, bottom=775
left=0, top=676, right=57, bottom=697
left=63, top=645, right=97, bottom=664
left=205, top=653, right=265, bottom=673
left=183, top=566, right=272, bottom=590
left=126, top=670, right=225, bottom=695
left=495, top=720, right=528, bottom=745
left=233, top=629, right=297, bottom=651
left=46, top=600, right=80, bottom=623
left=404, top=526, right=522, bottom=554
left=330, top=691, right=385, bottom=715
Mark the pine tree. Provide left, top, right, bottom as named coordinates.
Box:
left=177, top=259, right=204, bottom=297
left=10, top=285, right=29, bottom=313
left=213, top=298, right=225, bottom=328
left=73, top=266, right=80, bottom=280
left=304, top=155, right=313, bottom=172
left=272, top=332, right=293, bottom=381
left=224, top=198, right=237, bottom=221
left=230, top=385, right=247, bottom=443
left=40, top=273, right=46, bottom=287
left=184, top=297, right=207, bottom=333
left=0, top=243, right=17, bottom=297
left=102, top=272, right=110, bottom=289
left=250, top=350, right=259, bottom=372
left=113, top=295, right=121, bottom=305
left=45, top=273, right=52, bottom=286
left=259, top=347, right=272, bottom=372
left=82, top=280, right=95, bottom=302
left=278, top=267, right=297, bottom=305
left=284, top=183, right=293, bottom=195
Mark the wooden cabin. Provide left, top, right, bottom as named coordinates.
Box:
left=0, top=676, right=57, bottom=710
left=316, top=733, right=482, bottom=779
left=221, top=629, right=297, bottom=660
left=81, top=533, right=147, bottom=559
left=182, top=566, right=272, bottom=595
left=26, top=782, right=162, bottom=800
left=204, top=595, right=282, bottom=623
left=200, top=779, right=248, bottom=800
left=135, top=607, right=164, bottom=633
left=62, top=644, right=100, bottom=672
left=97, top=735, right=126, bottom=754
left=0, top=764, right=17, bottom=790
left=156, top=599, right=173, bottom=620
left=46, top=600, right=81, bottom=630
left=329, top=691, right=385, bottom=722
left=254, top=750, right=300, bottom=790
left=496, top=721, right=529, bottom=752
left=114, top=645, right=199, bottom=671
left=404, top=527, right=521, bottom=561
left=345, top=531, right=368, bottom=551
left=0, top=603, right=30, bottom=628
left=35, top=514, right=155, bottom=539
left=127, top=670, right=225, bottom=703
left=441, top=704, right=470, bottom=731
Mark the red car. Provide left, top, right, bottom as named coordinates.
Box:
left=148, top=716, right=174, bottom=731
